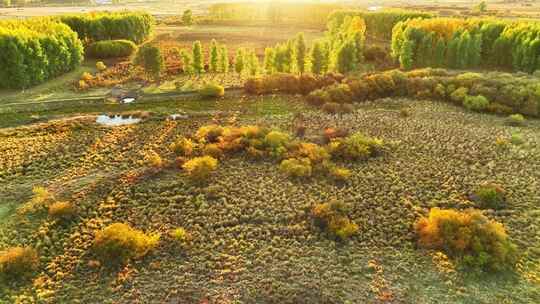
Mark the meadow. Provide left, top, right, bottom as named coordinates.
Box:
left=0, top=2, right=539, bottom=304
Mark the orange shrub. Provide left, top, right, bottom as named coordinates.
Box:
left=311, top=201, right=358, bottom=240
left=48, top=201, right=77, bottom=221
left=0, top=247, right=39, bottom=279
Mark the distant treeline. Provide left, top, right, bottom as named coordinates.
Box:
left=60, top=12, right=154, bottom=44
left=391, top=17, right=540, bottom=72
left=327, top=9, right=434, bottom=40
left=0, top=18, right=83, bottom=89
left=208, top=2, right=344, bottom=26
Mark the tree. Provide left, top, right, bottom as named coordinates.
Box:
left=310, top=40, right=326, bottom=75
left=285, top=39, right=295, bottom=73
left=475, top=1, right=487, bottom=13
left=263, top=47, right=275, bottom=74
left=273, top=44, right=287, bottom=73
left=182, top=10, right=193, bottom=26
left=447, top=34, right=460, bottom=68
left=336, top=40, right=357, bottom=73
left=192, top=41, right=204, bottom=74
left=470, top=33, right=483, bottom=67
left=180, top=49, right=194, bottom=75
left=218, top=45, right=229, bottom=73
left=209, top=39, right=219, bottom=73
left=399, top=39, right=415, bottom=70
left=457, top=31, right=471, bottom=68
left=246, top=50, right=259, bottom=76
left=134, top=44, right=163, bottom=80
left=295, top=32, right=307, bottom=74
left=235, top=48, right=245, bottom=75
left=434, top=37, right=446, bottom=67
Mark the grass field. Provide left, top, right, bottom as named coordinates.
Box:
left=1, top=94, right=539, bottom=303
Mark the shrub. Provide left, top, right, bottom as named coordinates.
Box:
left=328, top=166, right=351, bottom=182
left=311, top=201, right=358, bottom=240
left=340, top=103, right=355, bottom=113
left=170, top=227, right=191, bottom=247
left=506, top=114, right=526, bottom=126
left=364, top=45, right=388, bottom=62
left=0, top=247, right=39, bottom=279
left=244, top=77, right=264, bottom=95
left=463, top=95, right=490, bottom=112
left=279, top=158, right=312, bottom=178
left=48, top=201, right=77, bottom=221
left=289, top=143, right=330, bottom=164
left=86, top=40, right=137, bottom=58
left=321, top=102, right=341, bottom=114
left=415, top=208, right=517, bottom=271
left=96, top=61, right=107, bottom=71
left=323, top=127, right=349, bottom=143
left=202, top=144, right=224, bottom=159
left=326, top=84, right=353, bottom=104
left=306, top=89, right=330, bottom=107
left=329, top=132, right=384, bottom=160
left=93, top=223, right=160, bottom=265
left=510, top=133, right=524, bottom=145
left=182, top=156, right=218, bottom=182
left=145, top=150, right=164, bottom=169
left=81, top=72, right=94, bottom=81
left=170, top=137, right=195, bottom=156
left=196, top=125, right=224, bottom=143
left=264, top=131, right=290, bottom=150
left=472, top=183, right=506, bottom=210
left=298, top=74, right=320, bottom=95
left=199, top=82, right=225, bottom=98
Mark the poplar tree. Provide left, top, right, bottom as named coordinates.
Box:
left=295, top=32, right=307, bottom=74
left=218, top=45, right=229, bottom=73
left=399, top=39, right=415, bottom=70
left=263, top=47, right=275, bottom=74
left=180, top=49, right=194, bottom=75
left=457, top=31, right=471, bottom=68
left=209, top=39, right=219, bottom=73
left=336, top=40, right=357, bottom=73
left=192, top=41, right=204, bottom=74
left=310, top=40, right=326, bottom=75
left=434, top=37, right=446, bottom=67
left=235, top=48, right=245, bottom=75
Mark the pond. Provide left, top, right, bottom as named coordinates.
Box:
left=96, top=115, right=141, bottom=126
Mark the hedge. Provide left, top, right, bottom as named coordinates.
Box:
left=59, top=11, right=154, bottom=44
left=86, top=39, right=137, bottom=58
left=0, top=18, right=84, bottom=89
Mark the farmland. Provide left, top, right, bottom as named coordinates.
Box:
left=0, top=2, right=539, bottom=304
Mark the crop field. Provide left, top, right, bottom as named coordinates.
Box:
left=1, top=3, right=540, bottom=303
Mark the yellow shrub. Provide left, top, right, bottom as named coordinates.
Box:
left=145, top=150, right=164, bottom=169
left=96, top=61, right=107, bottom=71
left=328, top=166, right=351, bottom=182
left=182, top=156, right=218, bottom=182
left=279, top=158, right=312, bottom=178
left=0, top=247, right=39, bottom=279
left=81, top=71, right=94, bottom=81
left=202, top=143, right=224, bottom=159
left=169, top=227, right=192, bottom=247
left=415, top=208, right=517, bottom=271
left=93, top=223, right=160, bottom=265
left=48, top=201, right=77, bottom=221
left=169, top=137, right=195, bottom=156
left=311, top=201, right=358, bottom=240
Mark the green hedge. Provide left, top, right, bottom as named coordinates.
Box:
left=0, top=18, right=83, bottom=89
left=309, top=68, right=540, bottom=117
left=60, top=12, right=154, bottom=44
left=328, top=9, right=433, bottom=40
left=86, top=39, right=137, bottom=58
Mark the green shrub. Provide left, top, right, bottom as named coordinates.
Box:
left=134, top=44, right=164, bottom=79
left=450, top=87, right=469, bottom=103
left=0, top=247, right=39, bottom=280
left=415, top=208, right=517, bottom=271
left=472, top=183, right=506, bottom=210
left=311, top=200, right=358, bottom=240
left=199, top=82, right=225, bottom=98
left=328, top=166, right=351, bottom=182
left=93, top=223, right=160, bottom=265
left=329, top=132, right=384, bottom=160
left=86, top=39, right=137, bottom=58
left=326, top=84, right=353, bottom=104
left=48, top=201, right=77, bottom=221
left=510, top=133, right=525, bottom=145
left=463, top=95, right=490, bottom=112
left=264, top=131, right=290, bottom=151
left=506, top=114, right=526, bottom=126
left=182, top=156, right=218, bottom=182
left=279, top=158, right=312, bottom=178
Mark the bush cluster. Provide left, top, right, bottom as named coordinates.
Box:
left=93, top=223, right=160, bottom=265
left=182, top=156, right=219, bottom=182
left=0, top=247, right=39, bottom=280
left=199, top=82, right=225, bottom=98
left=415, top=208, right=517, bottom=271
left=472, top=183, right=507, bottom=210
left=60, top=12, right=154, bottom=44
left=311, top=200, right=359, bottom=240
left=48, top=201, right=77, bottom=221
left=86, top=39, right=137, bottom=58
left=0, top=18, right=83, bottom=89
left=300, top=69, right=540, bottom=117
left=244, top=73, right=342, bottom=95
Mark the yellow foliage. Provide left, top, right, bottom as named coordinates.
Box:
left=0, top=247, right=39, bottom=279
left=182, top=156, right=218, bottom=182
